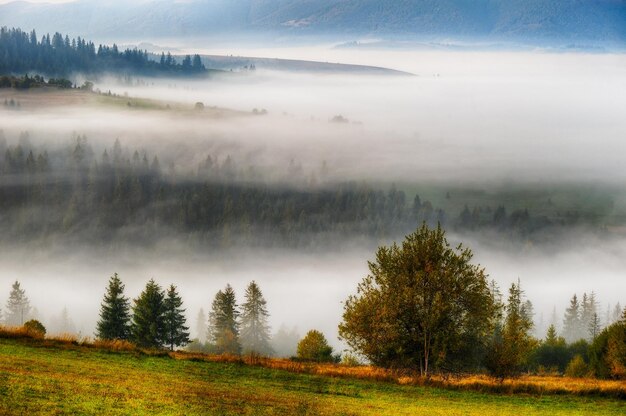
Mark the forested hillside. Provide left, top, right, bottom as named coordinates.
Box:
left=0, top=27, right=206, bottom=77
left=0, top=132, right=596, bottom=247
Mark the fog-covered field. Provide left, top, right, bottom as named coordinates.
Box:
left=1, top=48, right=625, bottom=349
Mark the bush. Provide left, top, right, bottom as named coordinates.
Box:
left=297, top=330, right=335, bottom=362
left=565, top=355, right=588, bottom=378
left=341, top=353, right=362, bottom=366
left=23, top=320, right=46, bottom=337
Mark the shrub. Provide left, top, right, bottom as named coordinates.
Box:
left=297, top=330, right=335, bottom=362
left=565, top=355, right=588, bottom=378
left=23, top=320, right=46, bottom=337
left=341, top=353, right=362, bottom=366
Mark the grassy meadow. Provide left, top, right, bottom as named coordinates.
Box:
left=0, top=336, right=624, bottom=416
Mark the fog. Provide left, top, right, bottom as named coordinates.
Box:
left=1, top=48, right=625, bottom=350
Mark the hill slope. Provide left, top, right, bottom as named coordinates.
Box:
left=0, top=0, right=624, bottom=45
left=1, top=338, right=625, bottom=415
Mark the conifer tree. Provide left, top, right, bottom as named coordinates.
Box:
left=96, top=274, right=131, bottom=340
left=240, top=281, right=272, bottom=355
left=581, top=292, right=598, bottom=340
left=163, top=284, right=190, bottom=351
left=132, top=279, right=165, bottom=348
left=589, top=312, right=601, bottom=341
left=5, top=281, right=30, bottom=326
left=485, top=280, right=534, bottom=379
left=208, top=284, right=240, bottom=354
left=563, top=294, right=582, bottom=343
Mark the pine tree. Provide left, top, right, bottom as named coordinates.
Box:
left=163, top=284, right=190, bottom=351
left=132, top=279, right=165, bottom=348
left=5, top=281, right=30, bottom=326
left=581, top=292, right=598, bottom=341
left=485, top=280, right=534, bottom=379
left=545, top=324, right=558, bottom=345
left=521, top=299, right=535, bottom=334
left=503, top=281, right=534, bottom=368
left=563, top=294, right=582, bottom=343
left=240, top=281, right=272, bottom=355
left=588, top=312, right=601, bottom=341
left=208, top=284, right=240, bottom=355
left=96, top=273, right=131, bottom=340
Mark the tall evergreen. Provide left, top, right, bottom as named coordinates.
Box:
left=132, top=279, right=165, bottom=348
left=208, top=284, right=240, bottom=354
left=485, top=280, right=534, bottom=379
left=163, top=284, right=190, bottom=351
left=562, top=294, right=582, bottom=343
left=96, top=273, right=131, bottom=340
left=5, top=281, right=30, bottom=326
left=581, top=292, right=598, bottom=341
left=503, top=281, right=534, bottom=369
left=240, top=281, right=272, bottom=355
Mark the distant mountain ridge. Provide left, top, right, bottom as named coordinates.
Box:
left=0, top=0, right=624, bottom=45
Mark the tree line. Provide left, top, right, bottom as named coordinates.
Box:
left=0, top=136, right=437, bottom=247
left=96, top=275, right=338, bottom=362
left=1, top=225, right=625, bottom=378
left=0, top=134, right=582, bottom=247
left=0, top=27, right=206, bottom=77
left=1, top=74, right=73, bottom=89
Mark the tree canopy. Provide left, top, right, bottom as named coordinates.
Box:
left=339, top=224, right=496, bottom=375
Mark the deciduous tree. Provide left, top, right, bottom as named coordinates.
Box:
left=339, top=224, right=496, bottom=375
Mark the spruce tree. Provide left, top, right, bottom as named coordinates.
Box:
left=208, top=284, right=240, bottom=354
left=132, top=279, right=165, bottom=349
left=485, top=280, right=534, bottom=379
left=563, top=294, right=582, bottom=343
left=240, top=281, right=272, bottom=355
left=163, top=284, right=190, bottom=351
left=588, top=312, right=601, bottom=341
left=580, top=292, right=598, bottom=341
left=96, top=273, right=131, bottom=340
left=5, top=281, right=30, bottom=326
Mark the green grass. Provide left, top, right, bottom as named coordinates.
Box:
left=0, top=339, right=624, bottom=415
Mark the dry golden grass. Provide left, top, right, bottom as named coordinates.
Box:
left=0, top=325, right=45, bottom=339
left=91, top=338, right=136, bottom=352
left=171, top=351, right=626, bottom=399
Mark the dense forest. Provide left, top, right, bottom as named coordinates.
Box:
left=0, top=133, right=599, bottom=247
left=0, top=27, right=206, bottom=77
